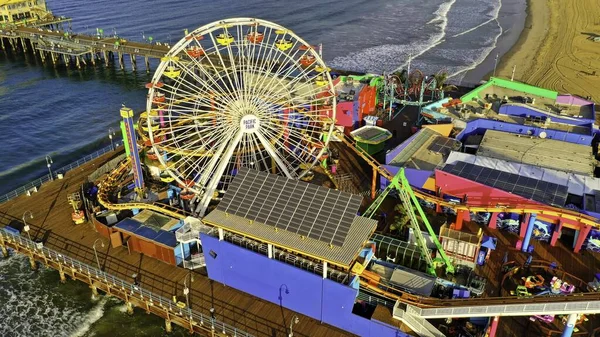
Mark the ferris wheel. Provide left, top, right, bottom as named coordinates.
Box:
left=145, top=18, right=336, bottom=215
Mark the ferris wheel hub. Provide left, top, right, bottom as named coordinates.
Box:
left=240, top=114, right=261, bottom=134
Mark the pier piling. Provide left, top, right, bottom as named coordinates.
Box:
left=29, top=255, right=37, bottom=270
left=20, top=37, right=27, bottom=52
left=91, top=284, right=99, bottom=296
left=145, top=56, right=150, bottom=72
left=118, top=52, right=124, bottom=69
left=0, top=235, right=7, bottom=258
left=130, top=54, right=137, bottom=71
left=59, top=267, right=67, bottom=284
left=165, top=319, right=173, bottom=333
left=126, top=301, right=134, bottom=315
left=102, top=50, right=109, bottom=67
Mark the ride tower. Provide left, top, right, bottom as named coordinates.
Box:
left=120, top=106, right=145, bottom=198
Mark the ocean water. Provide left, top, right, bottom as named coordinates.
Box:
left=0, top=0, right=513, bottom=335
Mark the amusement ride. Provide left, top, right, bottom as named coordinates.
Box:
left=141, top=18, right=336, bottom=216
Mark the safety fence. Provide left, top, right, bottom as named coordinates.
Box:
left=0, top=141, right=123, bottom=204
left=88, top=152, right=127, bottom=182
left=0, top=227, right=253, bottom=337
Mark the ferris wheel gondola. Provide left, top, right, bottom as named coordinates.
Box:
left=146, top=18, right=336, bottom=216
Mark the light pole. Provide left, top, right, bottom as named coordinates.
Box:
left=108, top=127, right=116, bottom=151
left=22, top=211, right=33, bottom=242
left=93, top=238, right=105, bottom=270
left=45, top=155, right=53, bottom=181
left=183, top=272, right=194, bottom=309
left=288, top=315, right=299, bottom=337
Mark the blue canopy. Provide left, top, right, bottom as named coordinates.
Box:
left=115, top=218, right=143, bottom=233
left=481, top=235, right=497, bottom=250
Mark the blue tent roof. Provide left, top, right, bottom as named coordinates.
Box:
left=115, top=218, right=143, bottom=233
left=154, top=231, right=178, bottom=247
left=114, top=217, right=178, bottom=248
left=481, top=235, right=497, bottom=250
left=134, top=226, right=160, bottom=241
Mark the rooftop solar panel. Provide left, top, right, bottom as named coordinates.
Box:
left=427, top=136, right=461, bottom=155
left=217, top=168, right=362, bottom=247
left=444, top=161, right=569, bottom=207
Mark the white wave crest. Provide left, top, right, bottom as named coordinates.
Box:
left=69, top=297, right=108, bottom=337
left=449, top=0, right=503, bottom=82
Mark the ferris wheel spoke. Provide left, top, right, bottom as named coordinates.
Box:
left=207, top=31, right=242, bottom=102
left=184, top=56, right=240, bottom=104
left=245, top=26, right=276, bottom=97
left=254, top=130, right=292, bottom=178
left=195, top=130, right=244, bottom=216
left=168, top=61, right=236, bottom=109
left=263, top=69, right=325, bottom=105
left=259, top=123, right=313, bottom=164
left=252, top=46, right=310, bottom=101
left=158, top=81, right=230, bottom=113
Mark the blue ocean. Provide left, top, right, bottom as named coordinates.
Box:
left=0, top=0, right=524, bottom=335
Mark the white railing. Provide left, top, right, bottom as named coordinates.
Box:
left=0, top=228, right=253, bottom=337
left=0, top=141, right=123, bottom=204
left=405, top=300, right=600, bottom=319
left=393, top=302, right=445, bottom=337
left=183, top=254, right=206, bottom=269
left=176, top=222, right=200, bottom=243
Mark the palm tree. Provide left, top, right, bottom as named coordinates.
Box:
left=390, top=204, right=409, bottom=234
left=433, top=71, right=458, bottom=99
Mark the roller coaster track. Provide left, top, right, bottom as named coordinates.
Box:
left=96, top=158, right=187, bottom=219
left=335, top=131, right=600, bottom=229
left=96, top=129, right=600, bottom=313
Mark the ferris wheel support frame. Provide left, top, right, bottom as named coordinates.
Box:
left=195, top=131, right=244, bottom=216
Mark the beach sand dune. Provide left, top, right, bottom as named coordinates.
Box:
left=496, top=0, right=600, bottom=102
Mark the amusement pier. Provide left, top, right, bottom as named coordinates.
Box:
left=1, top=2, right=600, bottom=337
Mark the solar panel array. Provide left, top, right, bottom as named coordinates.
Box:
left=217, top=168, right=362, bottom=247
left=443, top=161, right=569, bottom=207
left=428, top=136, right=460, bottom=155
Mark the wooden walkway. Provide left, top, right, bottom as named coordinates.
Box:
left=0, top=150, right=353, bottom=337
left=461, top=220, right=600, bottom=336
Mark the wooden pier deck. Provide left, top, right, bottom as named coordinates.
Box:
left=0, top=150, right=356, bottom=337
left=461, top=220, right=600, bottom=336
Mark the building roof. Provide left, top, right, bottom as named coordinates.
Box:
left=216, top=168, right=362, bottom=247
left=114, top=217, right=178, bottom=248
left=133, top=209, right=180, bottom=231
left=476, top=130, right=595, bottom=176
left=203, top=210, right=376, bottom=268
left=389, top=266, right=436, bottom=297
left=388, top=128, right=461, bottom=171
left=203, top=168, right=376, bottom=267
left=445, top=151, right=600, bottom=206
left=350, top=125, right=392, bottom=144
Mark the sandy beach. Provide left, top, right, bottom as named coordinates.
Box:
left=494, top=0, right=600, bottom=101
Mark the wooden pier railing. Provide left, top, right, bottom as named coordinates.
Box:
left=0, top=228, right=253, bottom=337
